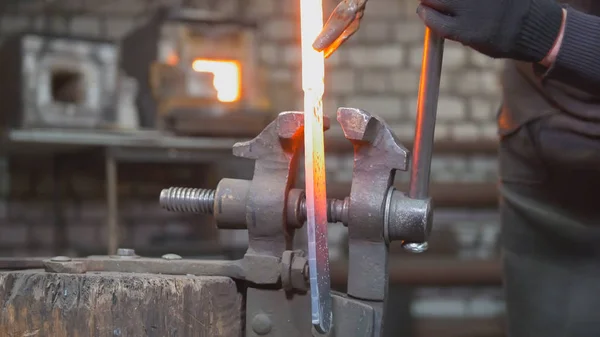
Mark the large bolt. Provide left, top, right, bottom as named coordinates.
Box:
left=385, top=189, right=432, bottom=244
left=160, top=187, right=215, bottom=214
left=162, top=186, right=350, bottom=228
left=251, top=314, right=272, bottom=335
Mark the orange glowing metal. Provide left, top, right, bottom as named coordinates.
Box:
left=192, top=59, right=241, bottom=103
left=300, top=0, right=332, bottom=332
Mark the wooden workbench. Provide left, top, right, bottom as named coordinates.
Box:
left=0, top=270, right=242, bottom=337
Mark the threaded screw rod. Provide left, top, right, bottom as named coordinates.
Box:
left=160, top=186, right=349, bottom=226
left=297, top=197, right=349, bottom=225
left=160, top=187, right=215, bottom=214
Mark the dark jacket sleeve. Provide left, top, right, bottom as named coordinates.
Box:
left=535, top=6, right=600, bottom=94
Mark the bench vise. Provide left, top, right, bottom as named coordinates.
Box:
left=34, top=107, right=434, bottom=337
left=158, top=107, right=434, bottom=336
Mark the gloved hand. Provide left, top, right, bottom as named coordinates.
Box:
left=416, top=0, right=564, bottom=62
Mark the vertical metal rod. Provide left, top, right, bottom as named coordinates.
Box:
left=0, top=156, right=9, bottom=220
left=409, top=28, right=444, bottom=201
left=404, top=28, right=444, bottom=252
left=106, top=149, right=118, bottom=255
left=52, top=155, right=67, bottom=256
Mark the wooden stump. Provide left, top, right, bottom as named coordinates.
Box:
left=0, top=270, right=242, bottom=337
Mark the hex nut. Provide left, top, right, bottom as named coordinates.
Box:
left=281, top=251, right=294, bottom=290
left=281, top=250, right=309, bottom=292
left=290, top=255, right=309, bottom=291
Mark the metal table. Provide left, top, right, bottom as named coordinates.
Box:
left=7, top=128, right=248, bottom=254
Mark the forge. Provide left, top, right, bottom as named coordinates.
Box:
left=19, top=35, right=131, bottom=129
left=152, top=9, right=272, bottom=137
left=50, top=68, right=84, bottom=104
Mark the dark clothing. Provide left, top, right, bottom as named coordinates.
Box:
left=417, top=0, right=563, bottom=62
left=498, top=117, right=600, bottom=337
left=541, top=3, right=600, bottom=93
left=498, top=1, right=600, bottom=337
left=500, top=1, right=600, bottom=335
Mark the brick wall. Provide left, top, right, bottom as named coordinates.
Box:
left=247, top=0, right=503, bottom=140
left=0, top=154, right=238, bottom=257
left=0, top=0, right=501, bottom=257
left=0, top=0, right=504, bottom=134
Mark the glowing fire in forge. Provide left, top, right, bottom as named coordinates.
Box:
left=192, top=59, right=241, bottom=103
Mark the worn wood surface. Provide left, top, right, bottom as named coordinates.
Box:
left=0, top=270, right=242, bottom=337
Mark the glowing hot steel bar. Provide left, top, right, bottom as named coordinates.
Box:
left=300, top=0, right=332, bottom=333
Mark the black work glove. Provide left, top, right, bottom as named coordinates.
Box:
left=416, top=0, right=564, bottom=62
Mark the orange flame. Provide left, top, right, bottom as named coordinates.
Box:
left=192, top=59, right=241, bottom=103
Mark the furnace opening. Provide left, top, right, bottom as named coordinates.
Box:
left=192, top=59, right=241, bottom=103
left=51, top=69, right=84, bottom=104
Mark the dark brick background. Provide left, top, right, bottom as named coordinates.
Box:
left=0, top=153, right=235, bottom=256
